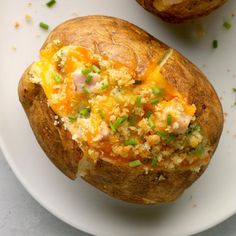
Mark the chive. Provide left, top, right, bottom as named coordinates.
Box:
left=134, top=80, right=142, bottom=85
left=80, top=107, right=90, bottom=117
left=82, top=68, right=92, bottom=75
left=68, top=115, right=77, bottom=121
left=146, top=111, right=152, bottom=118
left=151, top=98, right=159, bottom=105
left=167, top=114, right=172, bottom=126
left=156, top=130, right=176, bottom=143
left=101, top=83, right=110, bottom=90
left=223, top=21, right=232, bottom=30
left=152, top=86, right=164, bottom=96
left=156, top=130, right=168, bottom=138
left=136, top=96, right=142, bottom=107
left=39, top=22, right=49, bottom=30
left=98, top=109, right=105, bottom=119
left=128, top=160, right=142, bottom=167
left=212, top=40, right=218, bottom=49
left=110, top=123, right=116, bottom=133
left=187, top=124, right=200, bottom=135
left=233, top=88, right=236, bottom=92
left=82, top=86, right=89, bottom=94
left=151, top=156, right=158, bottom=166
left=46, top=0, right=56, bottom=7
left=129, top=115, right=137, bottom=125
left=85, top=74, right=93, bottom=84
left=191, top=144, right=205, bottom=156
left=110, top=116, right=127, bottom=132
left=54, top=74, right=61, bottom=83
left=125, top=139, right=137, bottom=146
left=148, top=117, right=155, bottom=129
left=167, top=135, right=176, bottom=143
left=92, top=65, right=101, bottom=73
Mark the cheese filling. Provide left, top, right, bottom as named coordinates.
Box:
left=30, top=41, right=208, bottom=170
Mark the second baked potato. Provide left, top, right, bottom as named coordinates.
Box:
left=137, top=0, right=227, bottom=23
left=18, top=16, right=223, bottom=204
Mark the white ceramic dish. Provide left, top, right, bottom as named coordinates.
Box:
left=0, top=0, right=236, bottom=235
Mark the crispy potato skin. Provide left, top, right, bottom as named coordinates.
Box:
left=18, top=16, right=223, bottom=204
left=137, top=0, right=227, bottom=23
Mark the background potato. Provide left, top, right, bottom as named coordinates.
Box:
left=18, top=16, right=223, bottom=204
left=137, top=0, right=227, bottom=23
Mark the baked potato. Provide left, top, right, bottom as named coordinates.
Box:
left=137, top=0, right=227, bottom=23
left=18, top=16, right=223, bottom=204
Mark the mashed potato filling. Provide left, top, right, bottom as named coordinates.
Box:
left=30, top=41, right=208, bottom=170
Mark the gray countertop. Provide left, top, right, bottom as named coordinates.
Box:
left=0, top=149, right=235, bottom=236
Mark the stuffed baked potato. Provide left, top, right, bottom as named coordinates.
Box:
left=18, top=16, right=223, bottom=204
left=137, top=0, right=227, bottom=23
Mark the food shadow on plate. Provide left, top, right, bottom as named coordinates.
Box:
left=74, top=178, right=177, bottom=225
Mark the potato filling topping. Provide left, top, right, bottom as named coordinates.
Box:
left=30, top=42, right=208, bottom=170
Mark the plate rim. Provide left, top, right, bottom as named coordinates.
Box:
left=0, top=135, right=236, bottom=236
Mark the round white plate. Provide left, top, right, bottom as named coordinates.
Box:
left=0, top=0, right=236, bottom=235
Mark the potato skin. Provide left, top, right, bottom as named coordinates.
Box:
left=18, top=16, right=223, bottom=204
left=137, top=0, right=227, bottom=23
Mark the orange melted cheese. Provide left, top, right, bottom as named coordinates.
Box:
left=30, top=44, right=204, bottom=169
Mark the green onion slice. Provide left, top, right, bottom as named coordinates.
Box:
left=98, top=109, right=105, bottom=119
left=110, top=116, right=127, bottom=132
left=125, top=139, right=137, bottom=146
left=167, top=114, right=172, bottom=126
left=39, top=22, right=49, bottom=30
left=136, top=96, right=142, bottom=107
left=46, top=0, right=56, bottom=7
left=128, top=160, right=142, bottom=167
left=54, top=74, right=62, bottom=83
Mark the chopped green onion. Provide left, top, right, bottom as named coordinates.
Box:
left=191, top=144, right=205, bottom=156
left=92, top=65, right=101, bottom=73
left=125, top=139, right=137, bottom=146
left=187, top=124, right=200, bottom=135
left=136, top=96, right=142, bottom=107
left=79, top=107, right=90, bottom=117
left=223, top=21, right=232, bottom=30
left=212, top=40, right=218, bottom=49
left=54, top=74, right=61, bottom=83
left=68, top=115, right=77, bottom=121
left=46, top=0, right=56, bottom=7
left=129, top=115, right=137, bottom=125
left=101, top=83, right=110, bottom=90
left=128, top=160, right=142, bottom=167
left=146, top=111, right=152, bottom=118
left=82, top=68, right=92, bottom=75
left=233, top=88, right=236, bottom=92
left=151, top=156, right=158, bottom=166
left=82, top=86, right=89, bottom=94
left=39, top=22, right=49, bottom=30
left=134, top=80, right=142, bottom=85
left=156, top=130, right=176, bottom=143
left=167, top=114, right=172, bottom=126
left=110, top=123, right=116, bottom=133
left=167, top=135, right=176, bottom=143
left=151, top=98, right=159, bottom=105
left=85, top=74, right=93, bottom=84
left=98, top=109, right=105, bottom=119
left=110, top=116, right=127, bottom=132
left=152, top=86, right=164, bottom=96
left=148, top=117, right=155, bottom=129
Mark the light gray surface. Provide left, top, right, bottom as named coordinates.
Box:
left=0, top=149, right=235, bottom=236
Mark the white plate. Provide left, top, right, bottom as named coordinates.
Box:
left=0, top=0, right=236, bottom=235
